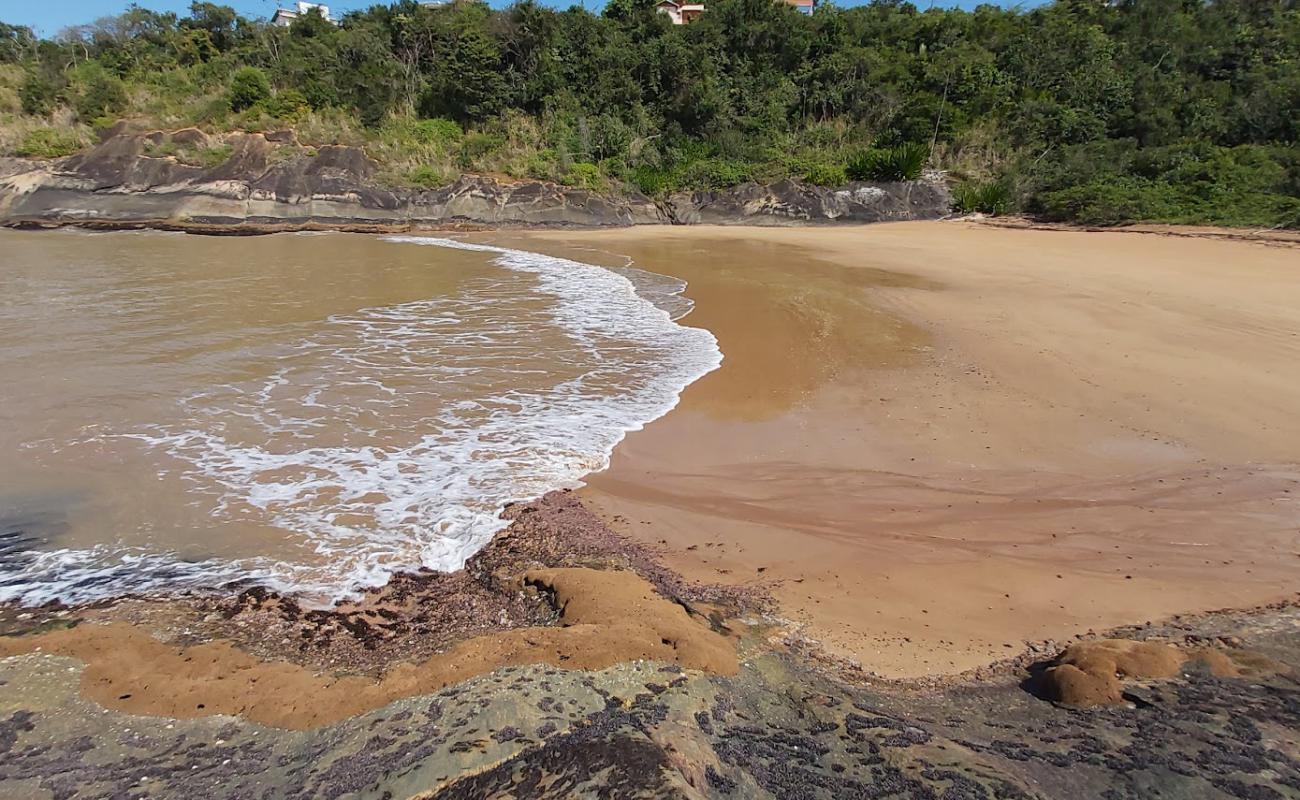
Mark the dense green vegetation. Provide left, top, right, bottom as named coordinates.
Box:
left=1, top=0, right=1297, bottom=227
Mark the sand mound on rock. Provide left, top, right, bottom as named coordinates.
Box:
left=1038, top=638, right=1291, bottom=706
left=0, top=567, right=735, bottom=729
left=1040, top=639, right=1186, bottom=706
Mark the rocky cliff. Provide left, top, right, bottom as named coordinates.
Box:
left=0, top=129, right=951, bottom=231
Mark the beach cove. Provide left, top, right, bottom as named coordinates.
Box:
left=2, top=221, right=1299, bottom=798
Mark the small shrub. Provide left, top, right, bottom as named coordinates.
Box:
left=16, top=128, right=82, bottom=158
left=19, top=70, right=60, bottom=116
left=227, top=66, right=270, bottom=112
left=679, top=158, right=751, bottom=190
left=73, top=71, right=127, bottom=122
left=953, top=181, right=1012, bottom=215
left=1036, top=178, right=1178, bottom=226
left=803, top=163, right=847, bottom=187
left=563, top=161, right=603, bottom=190
left=383, top=117, right=462, bottom=148
left=456, top=132, right=504, bottom=169
left=407, top=165, right=446, bottom=188
left=266, top=89, right=310, bottom=121
left=631, top=165, right=675, bottom=196
left=411, top=118, right=462, bottom=145
left=846, top=143, right=929, bottom=182
left=524, top=148, right=558, bottom=181
left=196, top=95, right=231, bottom=123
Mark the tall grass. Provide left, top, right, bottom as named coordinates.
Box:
left=953, top=181, right=1012, bottom=215
left=846, top=143, right=930, bottom=182
left=0, top=110, right=92, bottom=158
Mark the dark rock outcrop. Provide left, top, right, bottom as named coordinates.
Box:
left=666, top=177, right=951, bottom=225
left=0, top=129, right=952, bottom=231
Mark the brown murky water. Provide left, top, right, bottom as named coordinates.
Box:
left=0, top=230, right=718, bottom=604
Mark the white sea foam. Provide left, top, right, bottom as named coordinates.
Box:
left=0, top=238, right=721, bottom=605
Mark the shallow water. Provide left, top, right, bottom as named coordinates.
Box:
left=0, top=230, right=719, bottom=604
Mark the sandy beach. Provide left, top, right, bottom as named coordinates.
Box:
left=3, top=221, right=1300, bottom=799
left=509, top=221, right=1300, bottom=679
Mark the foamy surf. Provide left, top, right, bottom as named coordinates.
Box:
left=0, top=237, right=721, bottom=606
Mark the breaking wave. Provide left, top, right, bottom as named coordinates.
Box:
left=0, top=238, right=720, bottom=605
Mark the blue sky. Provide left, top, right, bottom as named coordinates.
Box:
left=1, top=0, right=1039, bottom=37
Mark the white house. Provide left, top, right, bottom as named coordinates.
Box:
left=655, top=0, right=706, bottom=25
left=272, top=2, right=337, bottom=27
left=656, top=0, right=813, bottom=24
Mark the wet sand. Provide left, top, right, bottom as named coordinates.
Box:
left=0, top=491, right=751, bottom=729
left=513, top=222, right=1300, bottom=679
left=0, top=566, right=734, bottom=729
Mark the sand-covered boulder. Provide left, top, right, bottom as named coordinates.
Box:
left=1038, top=637, right=1293, bottom=706
left=1040, top=639, right=1185, bottom=706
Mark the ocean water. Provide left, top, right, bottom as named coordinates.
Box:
left=0, top=230, right=720, bottom=605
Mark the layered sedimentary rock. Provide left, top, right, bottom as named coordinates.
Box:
left=0, top=129, right=951, bottom=230
left=666, top=178, right=952, bottom=225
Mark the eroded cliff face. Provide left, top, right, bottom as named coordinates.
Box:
left=0, top=129, right=952, bottom=231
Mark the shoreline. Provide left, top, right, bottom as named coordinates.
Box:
left=6, top=212, right=1300, bottom=248
left=5, top=512, right=1294, bottom=800
left=2, top=219, right=1296, bottom=680
left=509, top=221, right=1300, bottom=679
left=3, top=219, right=1300, bottom=797
left=2, top=483, right=1295, bottom=699
left=0, top=491, right=760, bottom=727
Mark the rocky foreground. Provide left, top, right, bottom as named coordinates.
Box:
left=0, top=127, right=951, bottom=232
left=0, top=491, right=1297, bottom=799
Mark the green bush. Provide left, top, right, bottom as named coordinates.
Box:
left=953, top=181, right=1012, bottom=215
left=413, top=118, right=462, bottom=145
left=407, top=165, right=446, bottom=189
left=73, top=71, right=127, bottom=122
left=679, top=158, right=751, bottom=190
left=524, top=149, right=558, bottom=181
left=631, top=165, right=674, bottom=196
left=19, top=70, right=61, bottom=116
left=227, top=66, right=270, bottom=112
left=384, top=117, right=462, bottom=148
left=16, top=129, right=82, bottom=158
left=1023, top=142, right=1300, bottom=228
left=846, top=144, right=930, bottom=182
left=1036, top=178, right=1179, bottom=226
left=457, top=132, right=504, bottom=169
left=563, top=162, right=603, bottom=190
left=266, top=89, right=310, bottom=121
left=803, top=163, right=848, bottom=187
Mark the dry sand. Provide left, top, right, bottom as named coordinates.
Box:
left=510, top=221, right=1300, bottom=680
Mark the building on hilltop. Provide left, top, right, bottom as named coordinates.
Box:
left=271, top=2, right=337, bottom=27
left=656, top=0, right=813, bottom=25
left=655, top=0, right=706, bottom=25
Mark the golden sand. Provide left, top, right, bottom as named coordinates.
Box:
left=510, top=222, right=1300, bottom=679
